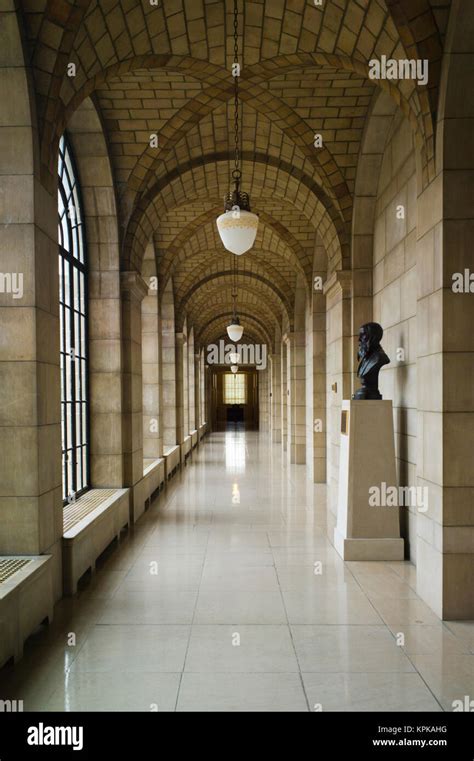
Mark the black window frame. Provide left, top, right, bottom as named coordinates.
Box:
left=58, top=133, right=90, bottom=505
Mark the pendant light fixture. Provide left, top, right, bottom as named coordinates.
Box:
left=216, top=0, right=258, bottom=256
left=227, top=255, right=244, bottom=342
left=231, top=365, right=239, bottom=374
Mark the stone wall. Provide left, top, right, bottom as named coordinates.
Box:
left=0, top=10, right=62, bottom=600
left=142, top=244, right=162, bottom=461
left=373, top=112, right=418, bottom=561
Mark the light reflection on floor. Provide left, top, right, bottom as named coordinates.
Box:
left=0, top=430, right=471, bottom=712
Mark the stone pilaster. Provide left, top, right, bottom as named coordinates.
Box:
left=120, top=271, right=148, bottom=516
left=281, top=341, right=288, bottom=451
left=175, top=332, right=187, bottom=445
left=0, top=13, right=63, bottom=598
left=284, top=331, right=306, bottom=464
left=188, top=331, right=195, bottom=433
left=142, top=277, right=162, bottom=460
left=258, top=367, right=270, bottom=432
left=194, top=352, right=201, bottom=434
left=161, top=287, right=177, bottom=448
left=270, top=353, right=282, bottom=443
left=323, top=271, right=352, bottom=532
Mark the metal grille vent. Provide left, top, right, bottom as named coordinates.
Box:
left=63, top=489, right=117, bottom=533
left=0, top=558, right=32, bottom=584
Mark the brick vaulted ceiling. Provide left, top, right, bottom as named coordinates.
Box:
left=18, top=0, right=450, bottom=346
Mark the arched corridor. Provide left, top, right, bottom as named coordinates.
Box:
left=0, top=0, right=473, bottom=718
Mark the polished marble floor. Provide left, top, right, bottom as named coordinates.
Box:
left=1, top=431, right=473, bottom=711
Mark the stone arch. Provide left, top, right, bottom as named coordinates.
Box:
left=174, top=262, right=294, bottom=321
left=125, top=157, right=347, bottom=276
left=51, top=56, right=350, bottom=211
left=350, top=88, right=399, bottom=387
left=349, top=75, right=419, bottom=565
left=159, top=202, right=311, bottom=292
left=176, top=274, right=291, bottom=334
left=385, top=0, right=443, bottom=163
left=198, top=313, right=273, bottom=351
left=186, top=287, right=283, bottom=342
left=248, top=52, right=433, bottom=175
left=125, top=81, right=351, bottom=216
left=67, top=96, right=124, bottom=490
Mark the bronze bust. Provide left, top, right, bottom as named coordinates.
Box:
left=353, top=322, right=390, bottom=400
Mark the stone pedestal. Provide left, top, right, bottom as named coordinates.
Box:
left=334, top=400, right=404, bottom=561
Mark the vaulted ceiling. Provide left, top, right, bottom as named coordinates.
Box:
left=19, top=0, right=451, bottom=347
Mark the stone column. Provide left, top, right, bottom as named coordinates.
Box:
left=414, top=0, right=474, bottom=620
left=0, top=173, right=63, bottom=597
left=188, top=331, right=195, bottom=433
left=438, top=8, right=474, bottom=618
left=120, top=272, right=148, bottom=519
left=258, top=368, right=270, bottom=432
left=194, top=352, right=201, bottom=434
left=142, top=278, right=162, bottom=461
left=161, top=288, right=177, bottom=449
left=312, top=273, right=327, bottom=483
left=0, top=10, right=63, bottom=598
left=270, top=353, right=282, bottom=443
left=183, top=335, right=189, bottom=437
left=281, top=341, right=288, bottom=451
left=205, top=364, right=212, bottom=430
left=323, top=271, right=352, bottom=533
left=175, top=332, right=187, bottom=445
left=201, top=351, right=207, bottom=426
left=284, top=332, right=306, bottom=464
left=416, top=156, right=474, bottom=619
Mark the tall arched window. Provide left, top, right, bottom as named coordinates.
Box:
left=58, top=134, right=90, bottom=504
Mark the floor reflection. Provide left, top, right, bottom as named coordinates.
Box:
left=0, top=431, right=469, bottom=713
left=224, top=427, right=246, bottom=474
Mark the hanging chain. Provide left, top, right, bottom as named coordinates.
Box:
left=232, top=250, right=238, bottom=314
left=232, top=0, right=240, bottom=184
left=232, top=0, right=240, bottom=315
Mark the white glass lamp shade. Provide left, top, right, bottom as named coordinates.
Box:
left=231, top=365, right=239, bottom=374
left=216, top=210, right=259, bottom=255
left=229, top=352, right=240, bottom=364
left=227, top=320, right=244, bottom=342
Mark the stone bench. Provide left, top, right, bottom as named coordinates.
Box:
left=143, top=457, right=165, bottom=505
left=190, top=429, right=198, bottom=449
left=199, top=422, right=208, bottom=441
left=181, top=435, right=192, bottom=464
left=0, top=556, right=53, bottom=668
left=163, top=445, right=181, bottom=480
left=62, top=488, right=130, bottom=595
left=131, top=459, right=166, bottom=523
